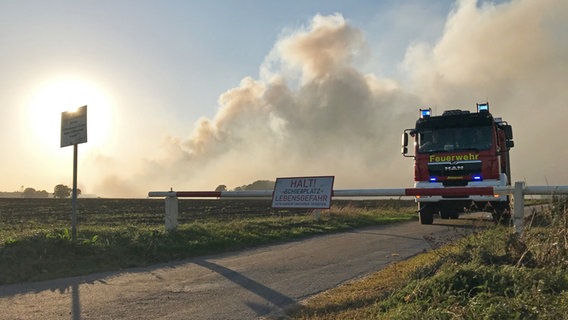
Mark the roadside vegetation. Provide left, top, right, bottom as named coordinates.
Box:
left=288, top=197, right=568, bottom=319
left=0, top=198, right=415, bottom=285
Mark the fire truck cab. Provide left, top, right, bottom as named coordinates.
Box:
left=402, top=103, right=514, bottom=224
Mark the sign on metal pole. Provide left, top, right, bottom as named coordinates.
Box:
left=61, top=105, right=87, bottom=242
left=272, top=176, right=334, bottom=209
left=61, top=105, right=88, bottom=148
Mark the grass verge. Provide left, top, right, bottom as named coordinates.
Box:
left=287, top=198, right=568, bottom=319
left=0, top=203, right=416, bottom=285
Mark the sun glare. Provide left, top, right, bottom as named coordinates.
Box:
left=26, top=77, right=114, bottom=150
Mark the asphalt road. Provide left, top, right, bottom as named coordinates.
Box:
left=0, top=214, right=494, bottom=320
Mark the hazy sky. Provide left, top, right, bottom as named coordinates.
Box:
left=1, top=0, right=566, bottom=197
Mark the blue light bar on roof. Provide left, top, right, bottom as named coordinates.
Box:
left=420, top=108, right=432, bottom=118
left=477, top=103, right=489, bottom=112
left=429, top=176, right=437, bottom=182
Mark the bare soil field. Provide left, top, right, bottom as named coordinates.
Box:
left=0, top=198, right=413, bottom=227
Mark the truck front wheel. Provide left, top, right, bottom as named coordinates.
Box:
left=419, top=204, right=436, bottom=225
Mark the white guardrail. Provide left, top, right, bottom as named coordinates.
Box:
left=148, top=182, right=568, bottom=234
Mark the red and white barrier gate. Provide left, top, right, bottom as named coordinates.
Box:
left=148, top=182, right=568, bottom=234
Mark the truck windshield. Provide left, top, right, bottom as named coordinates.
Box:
left=418, top=126, right=492, bottom=153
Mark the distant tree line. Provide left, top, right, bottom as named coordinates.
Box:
left=22, top=187, right=49, bottom=198
left=215, top=180, right=276, bottom=192
left=0, top=184, right=82, bottom=199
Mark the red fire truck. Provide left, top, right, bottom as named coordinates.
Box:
left=402, top=103, right=514, bottom=224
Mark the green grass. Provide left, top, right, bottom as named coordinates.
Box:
left=287, top=198, right=568, bottom=319
left=0, top=199, right=416, bottom=285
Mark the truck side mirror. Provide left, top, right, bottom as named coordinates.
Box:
left=402, top=132, right=409, bottom=155
left=504, top=125, right=513, bottom=140
left=506, top=140, right=514, bottom=149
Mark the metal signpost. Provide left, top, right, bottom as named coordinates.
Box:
left=61, top=105, right=87, bottom=242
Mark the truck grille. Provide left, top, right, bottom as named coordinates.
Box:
left=428, top=160, right=482, bottom=177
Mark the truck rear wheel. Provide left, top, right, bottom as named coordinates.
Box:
left=419, top=204, right=436, bottom=225
left=492, top=202, right=511, bottom=225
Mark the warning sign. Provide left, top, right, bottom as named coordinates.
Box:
left=61, top=105, right=87, bottom=148
left=272, top=176, right=334, bottom=209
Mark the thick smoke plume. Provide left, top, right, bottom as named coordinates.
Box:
left=94, top=0, right=568, bottom=197
left=403, top=0, right=568, bottom=185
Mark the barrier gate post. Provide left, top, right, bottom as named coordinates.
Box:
left=165, top=195, right=179, bottom=232
left=513, top=181, right=525, bottom=235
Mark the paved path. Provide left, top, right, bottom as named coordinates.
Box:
left=0, top=218, right=489, bottom=319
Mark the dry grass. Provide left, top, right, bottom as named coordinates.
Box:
left=286, top=251, right=443, bottom=320
left=286, top=199, right=568, bottom=319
